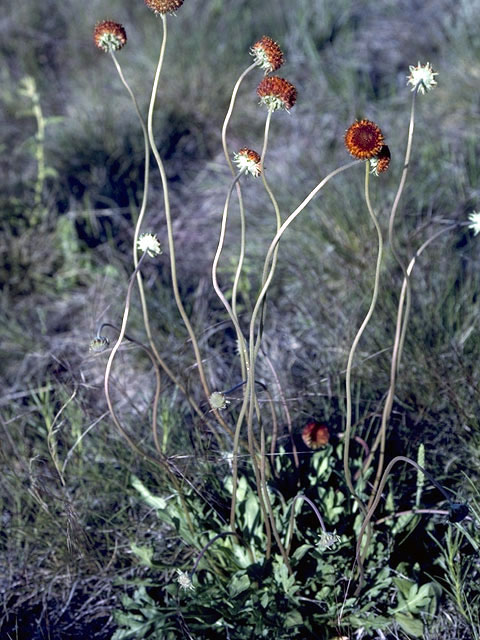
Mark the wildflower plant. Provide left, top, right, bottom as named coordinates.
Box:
left=88, top=4, right=476, bottom=638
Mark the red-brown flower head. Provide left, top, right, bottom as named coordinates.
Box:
left=257, top=76, right=297, bottom=111
left=344, top=119, right=384, bottom=160
left=144, top=0, right=184, bottom=15
left=370, top=145, right=391, bottom=176
left=94, top=21, right=127, bottom=52
left=251, top=36, right=284, bottom=74
left=301, top=421, right=330, bottom=450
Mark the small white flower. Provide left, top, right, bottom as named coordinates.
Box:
left=176, top=569, right=195, bottom=591
left=468, top=211, right=480, bottom=236
left=406, top=61, right=438, bottom=95
left=137, top=233, right=162, bottom=258
left=89, top=336, right=109, bottom=353
left=233, top=148, right=262, bottom=178
left=209, top=391, right=230, bottom=410
left=317, top=530, right=340, bottom=551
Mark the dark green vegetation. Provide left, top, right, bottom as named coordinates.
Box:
left=1, top=0, right=480, bottom=638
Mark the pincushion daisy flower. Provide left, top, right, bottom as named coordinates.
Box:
left=257, top=76, right=297, bottom=112
left=145, top=0, right=184, bottom=15
left=407, top=61, right=438, bottom=94
left=301, top=421, right=330, bottom=449
left=370, top=145, right=391, bottom=176
left=250, top=36, right=284, bottom=74
left=176, top=569, right=195, bottom=591
left=344, top=119, right=385, bottom=160
left=233, top=148, right=262, bottom=177
left=137, top=233, right=162, bottom=257
left=93, top=21, right=127, bottom=52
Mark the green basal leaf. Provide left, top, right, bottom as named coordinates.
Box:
left=131, top=475, right=168, bottom=510
left=394, top=613, right=424, bottom=637
left=347, top=614, right=391, bottom=630
left=390, top=580, right=437, bottom=617
left=292, top=543, right=314, bottom=561
left=229, top=573, right=251, bottom=598
left=284, top=610, right=303, bottom=628
left=130, top=543, right=154, bottom=568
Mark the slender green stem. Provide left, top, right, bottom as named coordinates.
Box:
left=110, top=50, right=214, bottom=435
left=362, top=222, right=459, bottom=482
left=255, top=109, right=280, bottom=356
left=221, top=62, right=257, bottom=379
left=103, top=253, right=195, bottom=532
left=147, top=15, right=232, bottom=440
left=285, top=494, right=327, bottom=557
left=389, top=87, right=419, bottom=373
left=354, top=456, right=455, bottom=594
left=343, top=163, right=383, bottom=507
left=212, top=170, right=249, bottom=371
left=231, top=161, right=359, bottom=531
left=104, top=253, right=159, bottom=462
left=237, top=160, right=359, bottom=553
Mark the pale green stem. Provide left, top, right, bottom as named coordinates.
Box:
left=389, top=87, right=419, bottom=374
left=147, top=15, right=232, bottom=440
left=32, top=93, right=46, bottom=219
left=285, top=494, right=327, bottom=557
left=354, top=456, right=454, bottom=594
left=245, top=108, right=292, bottom=560
left=259, top=422, right=292, bottom=570
left=237, top=160, right=358, bottom=552
left=362, top=222, right=458, bottom=483
left=255, top=109, right=281, bottom=357
left=212, top=169, right=249, bottom=370
left=103, top=252, right=195, bottom=532
left=222, top=62, right=257, bottom=380
left=110, top=50, right=214, bottom=440
left=240, top=161, right=359, bottom=475
left=343, top=162, right=383, bottom=512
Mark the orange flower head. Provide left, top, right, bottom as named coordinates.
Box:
left=94, top=21, right=127, bottom=52
left=301, top=421, right=330, bottom=450
left=257, top=76, right=297, bottom=111
left=144, top=0, right=184, bottom=15
left=344, top=119, right=384, bottom=160
left=233, top=147, right=262, bottom=177
left=370, top=145, right=391, bottom=176
left=251, top=36, right=284, bottom=73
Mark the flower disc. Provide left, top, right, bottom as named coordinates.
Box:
left=345, top=119, right=384, bottom=159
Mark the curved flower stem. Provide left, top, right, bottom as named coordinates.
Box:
left=103, top=253, right=195, bottom=533
left=110, top=50, right=214, bottom=439
left=147, top=15, right=232, bottom=440
left=342, top=163, right=383, bottom=509
left=255, top=109, right=280, bottom=356
left=285, top=494, right=327, bottom=557
left=212, top=170, right=249, bottom=372
left=264, top=354, right=295, bottom=469
left=354, top=456, right=455, bottom=594
left=104, top=253, right=150, bottom=456
left=221, top=62, right=258, bottom=175
left=221, top=62, right=257, bottom=380
left=259, top=423, right=292, bottom=570
left=389, top=87, right=419, bottom=374
left=238, top=161, right=360, bottom=489
left=362, top=222, right=459, bottom=491
left=98, top=321, right=163, bottom=456
left=234, top=160, right=359, bottom=552
left=248, top=159, right=360, bottom=367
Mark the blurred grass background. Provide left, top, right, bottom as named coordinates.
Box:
left=1, top=0, right=480, bottom=637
